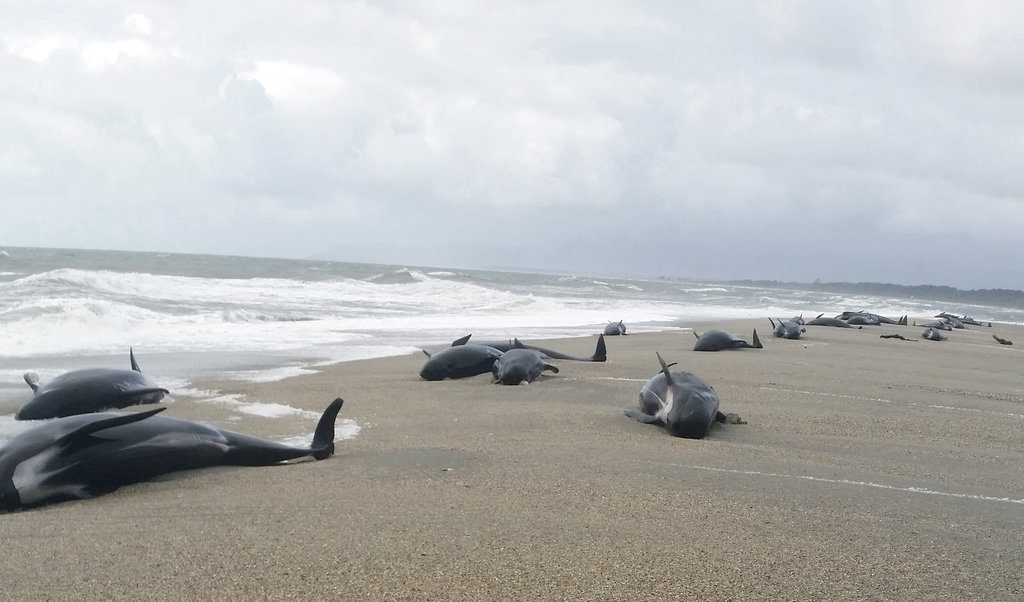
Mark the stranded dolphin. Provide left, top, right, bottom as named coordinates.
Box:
left=768, top=318, right=804, bottom=340
left=451, top=334, right=607, bottom=362
left=491, top=346, right=559, bottom=385
left=603, top=321, right=627, bottom=336
left=922, top=326, right=946, bottom=341
left=0, top=398, right=345, bottom=511
left=16, top=349, right=169, bottom=421
left=624, top=353, right=741, bottom=438
left=692, top=329, right=762, bottom=351
left=419, top=345, right=503, bottom=380
left=806, top=314, right=860, bottom=329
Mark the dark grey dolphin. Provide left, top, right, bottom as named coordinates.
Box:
left=768, top=317, right=804, bottom=340
left=843, top=313, right=880, bottom=326
left=16, top=349, right=168, bottom=421
left=933, top=313, right=969, bottom=328
left=491, top=347, right=558, bottom=385
left=451, top=334, right=607, bottom=362
left=837, top=312, right=906, bottom=325
left=692, top=329, right=762, bottom=352
left=419, top=345, right=503, bottom=381
left=913, top=320, right=952, bottom=331
left=806, top=314, right=860, bottom=329
left=922, top=326, right=946, bottom=341
left=0, top=398, right=345, bottom=511
left=624, top=353, right=740, bottom=438
left=603, top=320, right=627, bottom=336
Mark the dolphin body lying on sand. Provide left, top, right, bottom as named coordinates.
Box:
left=604, top=321, right=627, bottom=336
left=1, top=398, right=345, bottom=511
left=491, top=347, right=558, bottom=385
left=806, top=314, right=860, bottom=329
left=16, top=349, right=168, bottom=421
left=420, top=345, right=504, bottom=380
left=692, top=329, right=762, bottom=351
left=769, top=318, right=805, bottom=340
left=450, top=334, right=607, bottom=362
left=625, top=353, right=742, bottom=438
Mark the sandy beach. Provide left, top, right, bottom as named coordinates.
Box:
left=2, top=318, right=1023, bottom=600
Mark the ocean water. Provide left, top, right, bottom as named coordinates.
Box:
left=1, top=246, right=1020, bottom=443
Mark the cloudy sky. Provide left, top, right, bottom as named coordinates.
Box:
left=1, top=1, right=1022, bottom=289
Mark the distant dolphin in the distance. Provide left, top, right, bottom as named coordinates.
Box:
left=768, top=318, right=804, bottom=340
left=604, top=320, right=627, bottom=336
left=1, top=398, right=345, bottom=511
left=806, top=314, right=860, bottom=329
left=692, top=329, right=762, bottom=352
left=451, top=334, right=607, bottom=362
left=16, top=349, right=168, bottom=421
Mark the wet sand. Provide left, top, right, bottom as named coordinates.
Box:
left=2, top=319, right=1023, bottom=600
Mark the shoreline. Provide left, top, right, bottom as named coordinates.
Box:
left=4, top=318, right=1023, bottom=599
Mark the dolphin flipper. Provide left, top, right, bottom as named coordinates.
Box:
left=56, top=408, right=168, bottom=456
left=625, top=409, right=662, bottom=425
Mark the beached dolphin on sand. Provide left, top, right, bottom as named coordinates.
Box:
left=769, top=318, right=804, bottom=340
left=16, top=349, right=168, bottom=421
left=491, top=347, right=558, bottom=385
left=625, top=353, right=742, bottom=438
left=451, top=334, right=607, bottom=362
left=1, top=398, right=345, bottom=511
left=420, top=345, right=503, bottom=380
left=604, top=321, right=627, bottom=336
left=692, top=329, right=762, bottom=351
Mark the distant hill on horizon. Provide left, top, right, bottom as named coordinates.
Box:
left=720, top=278, right=1024, bottom=309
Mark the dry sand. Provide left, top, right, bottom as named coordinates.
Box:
left=2, top=319, right=1023, bottom=600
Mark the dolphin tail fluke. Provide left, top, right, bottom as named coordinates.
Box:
left=752, top=329, right=763, bottom=349
left=130, top=347, right=141, bottom=372
left=23, top=372, right=40, bottom=392
left=451, top=334, right=472, bottom=347
left=311, top=398, right=344, bottom=460
left=591, top=334, right=607, bottom=362
left=899, top=315, right=907, bottom=326
left=692, top=331, right=700, bottom=340
left=768, top=317, right=776, bottom=329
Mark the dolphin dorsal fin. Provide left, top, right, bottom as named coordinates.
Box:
left=23, top=372, right=41, bottom=392
left=655, top=352, right=674, bottom=386
left=816, top=313, right=824, bottom=319
left=513, top=338, right=526, bottom=349
left=592, top=334, right=607, bottom=362
left=130, top=347, right=141, bottom=372
left=692, top=331, right=700, bottom=339
left=451, top=334, right=472, bottom=347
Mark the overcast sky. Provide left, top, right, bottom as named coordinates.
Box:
left=2, top=1, right=1022, bottom=289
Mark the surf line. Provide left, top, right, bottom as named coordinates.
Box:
left=749, top=386, right=1024, bottom=421
left=668, top=463, right=1024, bottom=506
